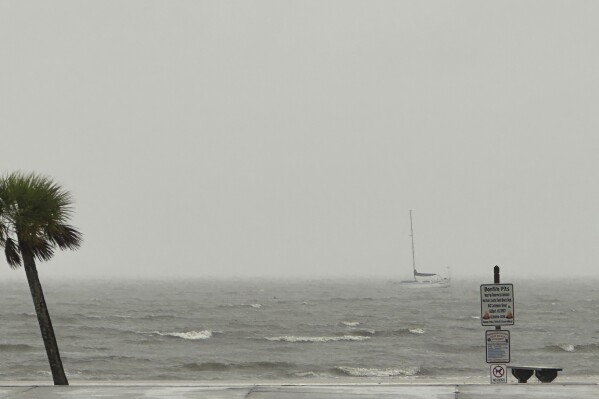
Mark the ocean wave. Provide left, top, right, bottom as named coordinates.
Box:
left=72, top=313, right=103, bottom=319
left=219, top=303, right=263, bottom=309
left=428, top=343, right=484, bottom=354
left=82, top=345, right=110, bottom=351
left=577, top=344, right=599, bottom=352
left=69, top=313, right=177, bottom=321
left=182, top=362, right=232, bottom=371
left=150, top=330, right=213, bottom=340
left=335, top=366, right=420, bottom=377
left=369, top=328, right=421, bottom=337
left=37, top=370, right=85, bottom=379
left=138, top=314, right=177, bottom=320
left=0, top=343, right=35, bottom=351
left=181, top=361, right=294, bottom=372
left=454, top=315, right=479, bottom=321
left=69, top=325, right=133, bottom=334
left=545, top=344, right=575, bottom=353
left=347, top=329, right=376, bottom=337
left=326, top=297, right=374, bottom=302
left=74, top=313, right=176, bottom=321
left=292, top=371, right=329, bottom=378
left=419, top=366, right=482, bottom=376
left=341, top=321, right=360, bottom=327
left=76, top=354, right=152, bottom=363
left=546, top=343, right=599, bottom=353
left=265, top=335, right=370, bottom=343
left=559, top=344, right=576, bottom=352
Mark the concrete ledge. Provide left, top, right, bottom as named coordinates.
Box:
left=1, top=383, right=598, bottom=398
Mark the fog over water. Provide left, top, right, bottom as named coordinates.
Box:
left=2, top=2, right=599, bottom=281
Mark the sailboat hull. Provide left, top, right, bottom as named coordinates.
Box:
left=396, top=279, right=451, bottom=288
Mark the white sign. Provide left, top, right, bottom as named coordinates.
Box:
left=480, top=284, right=514, bottom=326
left=490, top=364, right=508, bottom=384
left=486, top=330, right=510, bottom=363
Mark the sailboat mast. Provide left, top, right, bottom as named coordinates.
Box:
left=410, top=210, right=416, bottom=280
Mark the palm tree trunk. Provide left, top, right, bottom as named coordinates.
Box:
left=22, top=251, right=69, bottom=385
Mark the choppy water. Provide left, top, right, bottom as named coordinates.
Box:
left=1, top=278, right=598, bottom=382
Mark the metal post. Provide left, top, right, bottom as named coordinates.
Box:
left=494, top=266, right=500, bottom=331
left=409, top=210, right=416, bottom=280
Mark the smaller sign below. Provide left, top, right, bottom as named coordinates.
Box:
left=490, top=364, right=508, bottom=384
left=486, top=330, right=510, bottom=363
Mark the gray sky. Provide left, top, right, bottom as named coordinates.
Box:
left=1, top=1, right=598, bottom=280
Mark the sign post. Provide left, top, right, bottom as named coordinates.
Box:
left=481, top=266, right=513, bottom=384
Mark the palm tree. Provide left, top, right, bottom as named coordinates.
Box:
left=0, top=172, right=82, bottom=385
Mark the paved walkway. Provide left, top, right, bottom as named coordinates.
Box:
left=1, top=383, right=598, bottom=398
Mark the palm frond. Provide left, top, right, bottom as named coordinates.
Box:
left=4, top=237, right=22, bottom=269
left=29, top=240, right=55, bottom=263
left=49, top=225, right=83, bottom=250
left=0, top=223, right=7, bottom=246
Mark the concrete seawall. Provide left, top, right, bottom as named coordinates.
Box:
left=1, top=383, right=598, bottom=398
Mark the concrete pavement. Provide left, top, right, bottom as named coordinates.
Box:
left=0, top=383, right=598, bottom=398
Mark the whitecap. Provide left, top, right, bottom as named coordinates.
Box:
left=342, top=321, right=360, bottom=327
left=265, top=335, right=370, bottom=343
left=293, top=371, right=326, bottom=378
left=337, top=366, right=419, bottom=377
left=559, top=344, right=575, bottom=352
left=221, top=303, right=262, bottom=308
left=409, top=328, right=425, bottom=334
left=154, top=330, right=212, bottom=340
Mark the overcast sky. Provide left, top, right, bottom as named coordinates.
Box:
left=1, top=1, right=598, bottom=281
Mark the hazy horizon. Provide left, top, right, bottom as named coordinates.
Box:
left=2, top=1, right=599, bottom=281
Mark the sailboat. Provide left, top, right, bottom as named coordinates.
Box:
left=400, top=210, right=450, bottom=287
